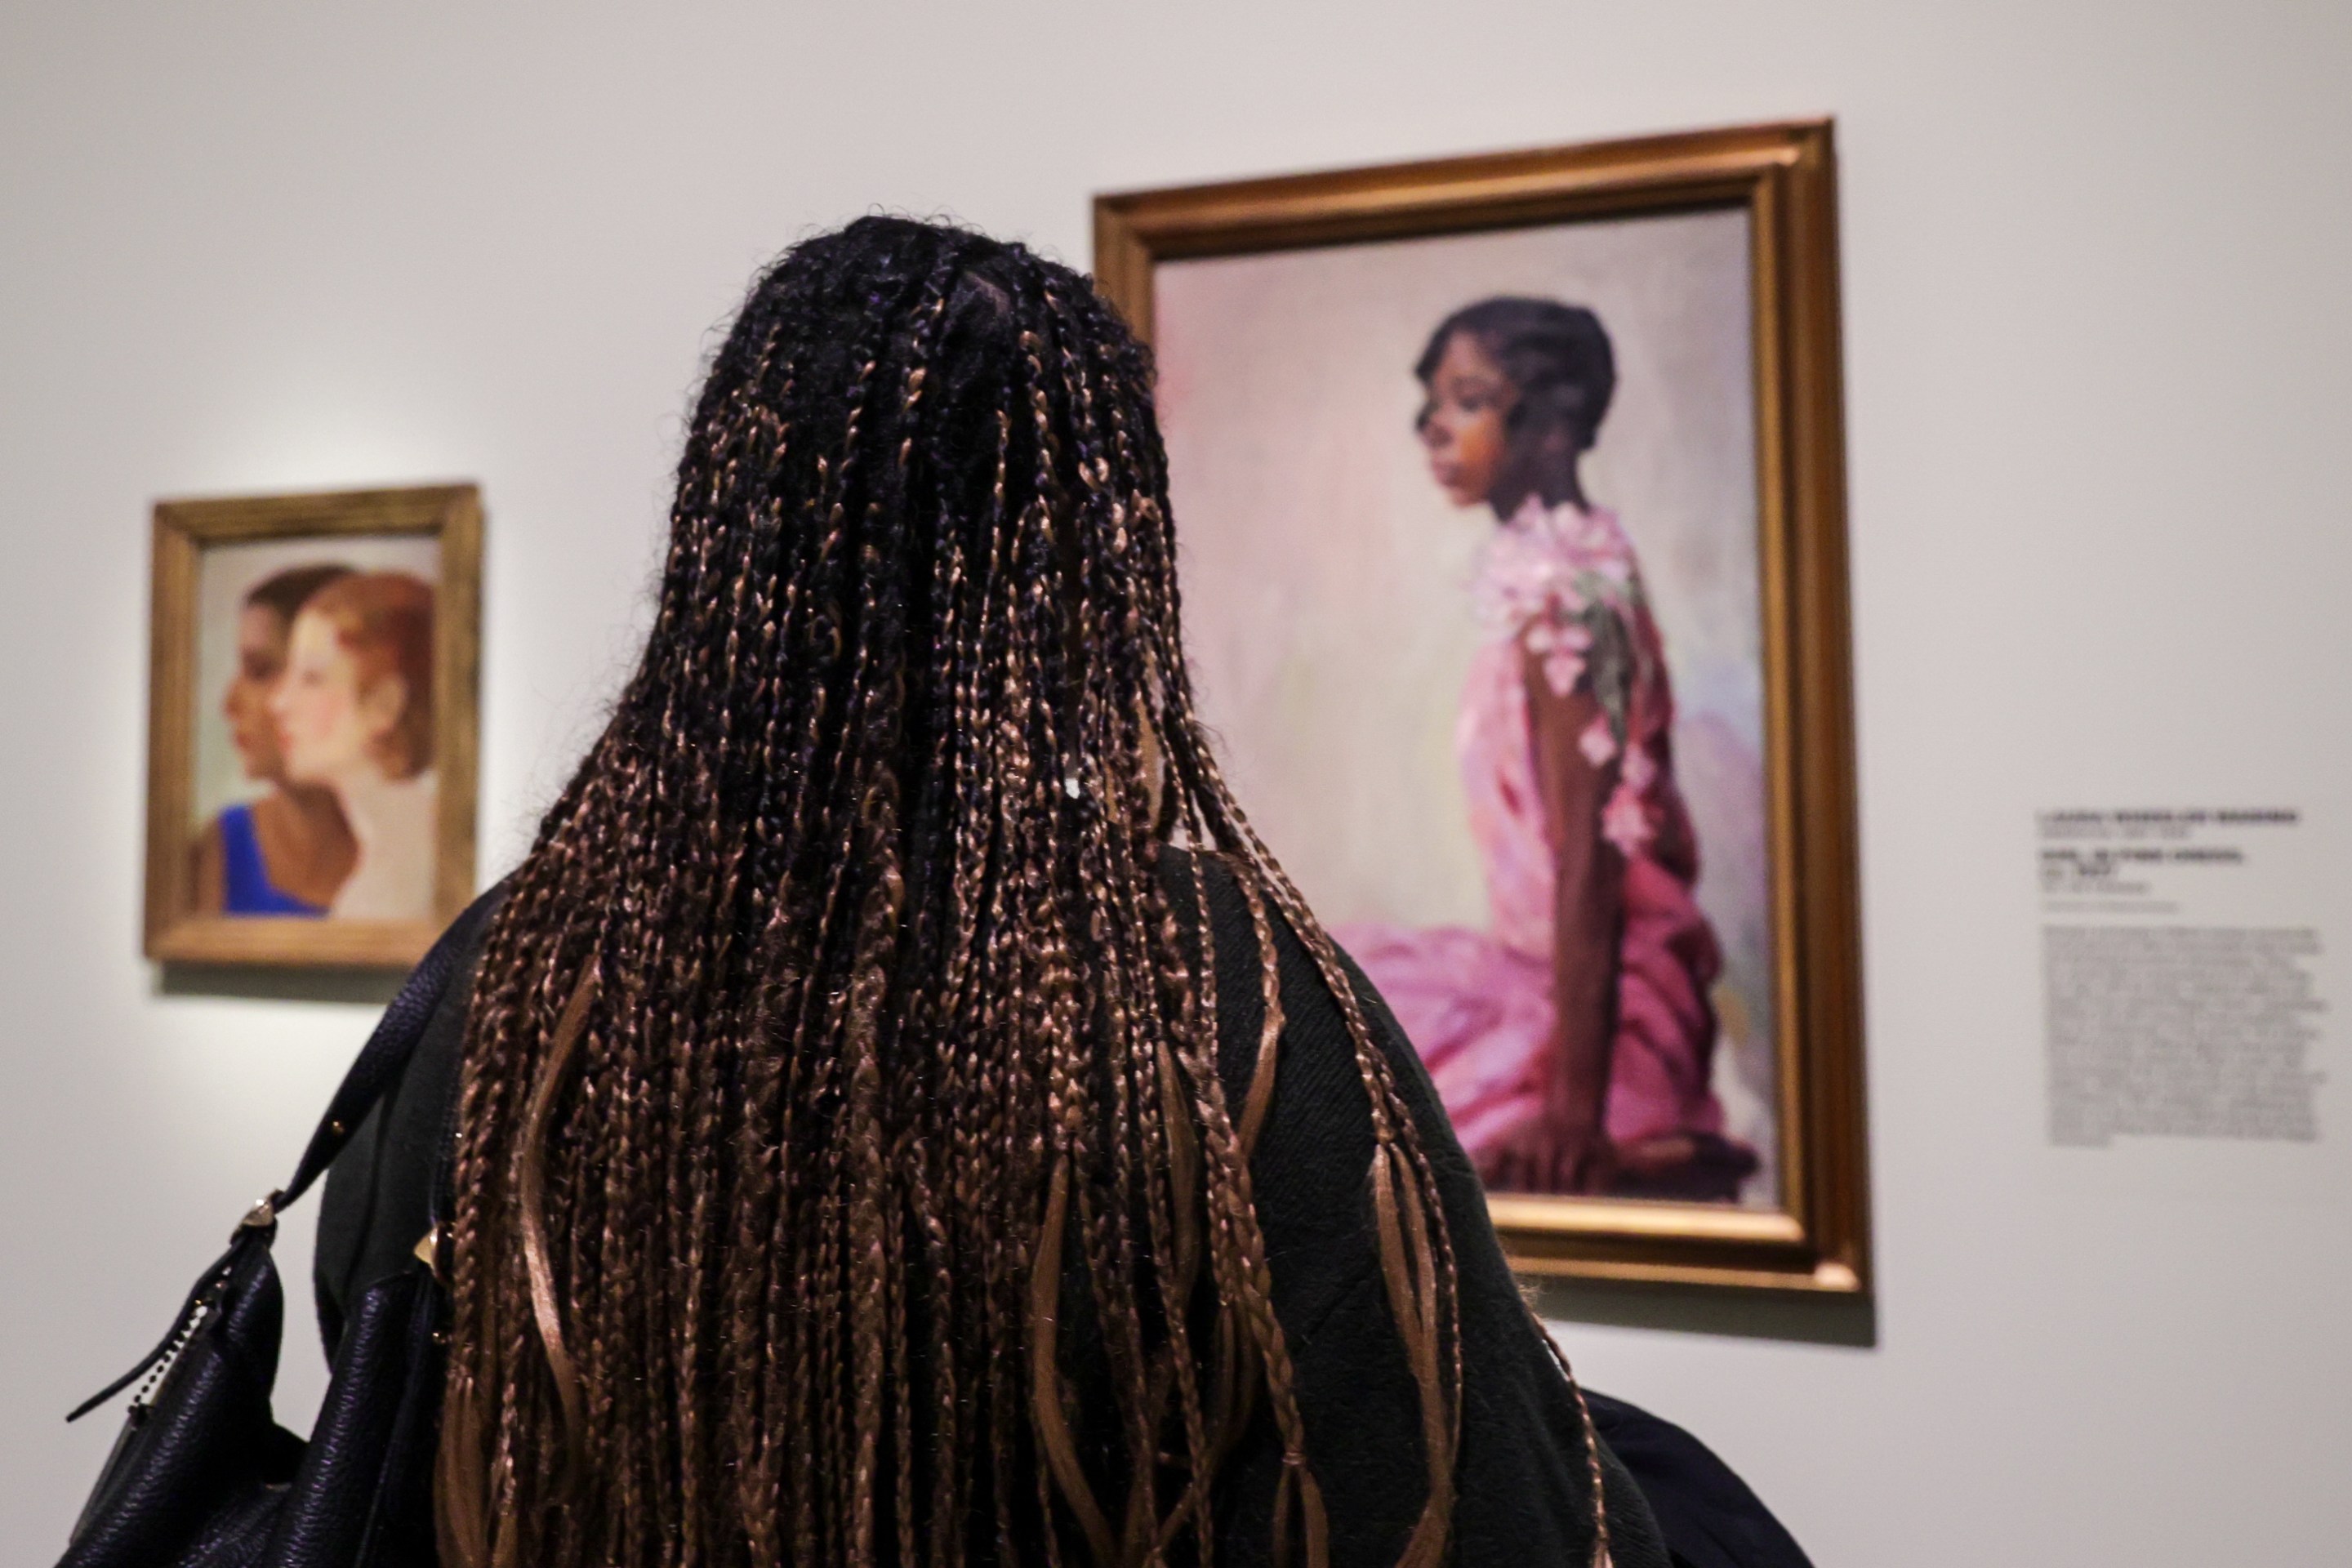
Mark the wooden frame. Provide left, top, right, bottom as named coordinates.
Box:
left=143, top=483, right=482, bottom=969
left=1097, top=121, right=1867, bottom=1293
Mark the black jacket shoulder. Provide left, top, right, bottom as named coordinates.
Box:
left=313, top=892, right=500, bottom=1361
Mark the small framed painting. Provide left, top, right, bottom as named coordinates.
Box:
left=142, top=483, right=482, bottom=968
left=1097, top=122, right=1867, bottom=1290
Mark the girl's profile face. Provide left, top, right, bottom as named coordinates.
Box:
left=224, top=604, right=292, bottom=780
left=1416, top=330, right=1514, bottom=508
left=270, top=608, right=403, bottom=786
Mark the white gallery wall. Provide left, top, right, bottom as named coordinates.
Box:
left=3, top=2, right=2347, bottom=1561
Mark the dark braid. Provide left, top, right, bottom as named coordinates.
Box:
left=438, top=216, right=1535, bottom=1568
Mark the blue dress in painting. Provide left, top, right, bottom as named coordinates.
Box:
left=217, top=802, right=329, bottom=916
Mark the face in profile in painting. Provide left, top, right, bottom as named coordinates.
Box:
left=1417, top=331, right=1514, bottom=507
left=190, top=564, right=359, bottom=917
left=225, top=601, right=296, bottom=780
left=276, top=600, right=410, bottom=787
left=1335, top=298, right=1757, bottom=1200
left=270, top=572, right=439, bottom=922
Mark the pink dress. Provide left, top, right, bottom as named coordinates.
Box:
left=1338, top=499, right=1727, bottom=1190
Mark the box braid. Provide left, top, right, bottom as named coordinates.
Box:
left=437, top=216, right=1605, bottom=1568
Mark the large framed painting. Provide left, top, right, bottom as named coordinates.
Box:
left=143, top=483, right=482, bottom=968
left=1097, top=121, right=1867, bottom=1290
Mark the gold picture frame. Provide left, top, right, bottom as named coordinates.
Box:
left=1097, top=121, right=1867, bottom=1293
left=143, top=483, right=483, bottom=969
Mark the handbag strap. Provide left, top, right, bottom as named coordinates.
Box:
left=265, top=886, right=508, bottom=1223
left=67, top=887, right=506, bottom=1424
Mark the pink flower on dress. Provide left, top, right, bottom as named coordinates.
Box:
left=1557, top=502, right=1637, bottom=586
left=1472, top=500, right=1630, bottom=633
left=1577, top=714, right=1617, bottom=767
left=1601, top=780, right=1653, bottom=857
left=1531, top=557, right=1588, bottom=614
left=1523, top=616, right=1592, bottom=696
left=1619, top=741, right=1656, bottom=794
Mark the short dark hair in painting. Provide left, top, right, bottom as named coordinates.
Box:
left=1418, top=296, right=1619, bottom=454
left=243, top=561, right=354, bottom=628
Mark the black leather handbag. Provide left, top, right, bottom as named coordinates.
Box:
left=59, top=896, right=497, bottom=1568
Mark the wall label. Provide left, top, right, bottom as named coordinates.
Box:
left=2038, top=809, right=2324, bottom=1149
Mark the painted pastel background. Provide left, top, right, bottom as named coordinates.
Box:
left=1154, top=208, right=1780, bottom=1202
left=189, top=532, right=440, bottom=828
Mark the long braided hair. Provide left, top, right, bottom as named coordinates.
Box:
left=437, top=217, right=1470, bottom=1568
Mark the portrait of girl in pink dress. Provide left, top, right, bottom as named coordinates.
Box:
left=1337, top=299, right=1758, bottom=1200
